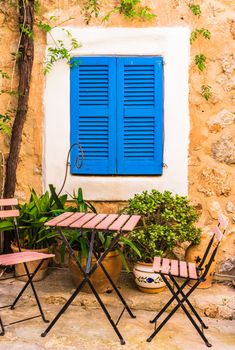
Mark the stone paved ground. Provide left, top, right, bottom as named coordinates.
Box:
left=0, top=268, right=234, bottom=350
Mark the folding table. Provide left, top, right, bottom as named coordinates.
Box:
left=41, top=212, right=141, bottom=345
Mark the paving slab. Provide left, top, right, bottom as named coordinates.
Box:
left=0, top=268, right=234, bottom=350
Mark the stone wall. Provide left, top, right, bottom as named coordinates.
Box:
left=0, top=0, right=234, bottom=269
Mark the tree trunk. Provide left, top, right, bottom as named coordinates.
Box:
left=3, top=0, right=34, bottom=252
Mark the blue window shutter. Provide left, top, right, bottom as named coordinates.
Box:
left=70, top=57, right=117, bottom=174
left=117, top=57, right=163, bottom=175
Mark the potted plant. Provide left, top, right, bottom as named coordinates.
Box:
left=124, top=190, right=201, bottom=293
left=0, top=185, right=69, bottom=281
left=63, top=227, right=140, bottom=294
left=59, top=189, right=140, bottom=293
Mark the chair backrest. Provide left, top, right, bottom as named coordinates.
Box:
left=0, top=198, right=21, bottom=251
left=200, top=214, right=228, bottom=279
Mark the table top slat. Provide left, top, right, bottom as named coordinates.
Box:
left=121, top=215, right=141, bottom=231
left=59, top=213, right=86, bottom=227
left=82, top=214, right=108, bottom=229
left=108, top=215, right=130, bottom=231
left=70, top=213, right=96, bottom=228
left=45, top=212, right=73, bottom=227
left=95, top=214, right=119, bottom=230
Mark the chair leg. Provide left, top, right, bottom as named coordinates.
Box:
left=0, top=316, right=5, bottom=335
left=147, top=274, right=212, bottom=348
left=150, top=278, right=189, bottom=324
left=170, top=275, right=208, bottom=329
left=11, top=260, right=49, bottom=323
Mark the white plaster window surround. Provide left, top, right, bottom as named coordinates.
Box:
left=43, top=27, right=190, bottom=200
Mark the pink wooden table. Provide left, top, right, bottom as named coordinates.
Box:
left=41, top=212, right=141, bottom=345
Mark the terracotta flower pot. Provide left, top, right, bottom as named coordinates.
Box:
left=69, top=250, right=122, bottom=293
left=133, top=261, right=165, bottom=293
left=11, top=244, right=51, bottom=282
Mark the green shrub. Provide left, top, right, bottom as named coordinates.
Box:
left=124, top=190, right=201, bottom=262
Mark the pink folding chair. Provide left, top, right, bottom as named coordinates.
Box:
left=147, top=214, right=228, bottom=348
left=0, top=198, right=54, bottom=335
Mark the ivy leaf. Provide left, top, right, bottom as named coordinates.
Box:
left=195, top=54, right=206, bottom=71
left=201, top=84, right=212, bottom=101
left=37, top=21, right=52, bottom=33
left=189, top=4, right=201, bottom=17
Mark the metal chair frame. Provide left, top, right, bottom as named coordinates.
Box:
left=0, top=198, right=54, bottom=335
left=147, top=215, right=228, bottom=348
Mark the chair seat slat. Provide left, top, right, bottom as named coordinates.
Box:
left=187, top=262, right=198, bottom=279
left=161, top=258, right=170, bottom=274
left=0, top=198, right=18, bottom=206
left=0, top=252, right=54, bottom=266
left=153, top=257, right=161, bottom=273
left=170, top=259, right=179, bottom=276
left=179, top=261, right=188, bottom=278
left=0, top=210, right=19, bottom=218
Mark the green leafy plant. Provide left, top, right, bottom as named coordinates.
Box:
left=0, top=185, right=96, bottom=249
left=195, top=54, right=206, bottom=71
left=62, top=228, right=140, bottom=272
left=0, top=109, right=15, bottom=136
left=190, top=28, right=211, bottom=45
left=189, top=3, right=201, bottom=17
left=0, top=69, right=10, bottom=79
left=19, top=24, right=34, bottom=38
left=103, top=0, right=156, bottom=22
left=68, top=188, right=97, bottom=213
left=0, top=185, right=69, bottom=249
left=44, top=29, right=80, bottom=75
left=82, top=0, right=100, bottom=25
left=123, top=190, right=201, bottom=263
left=37, top=20, right=52, bottom=33
left=201, top=84, right=212, bottom=101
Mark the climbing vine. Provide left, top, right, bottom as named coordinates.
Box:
left=103, top=0, right=156, bottom=22
left=80, top=0, right=155, bottom=24
left=188, top=2, right=212, bottom=101
left=81, top=0, right=100, bottom=25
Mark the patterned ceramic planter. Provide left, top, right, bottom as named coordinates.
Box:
left=133, top=261, right=165, bottom=293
